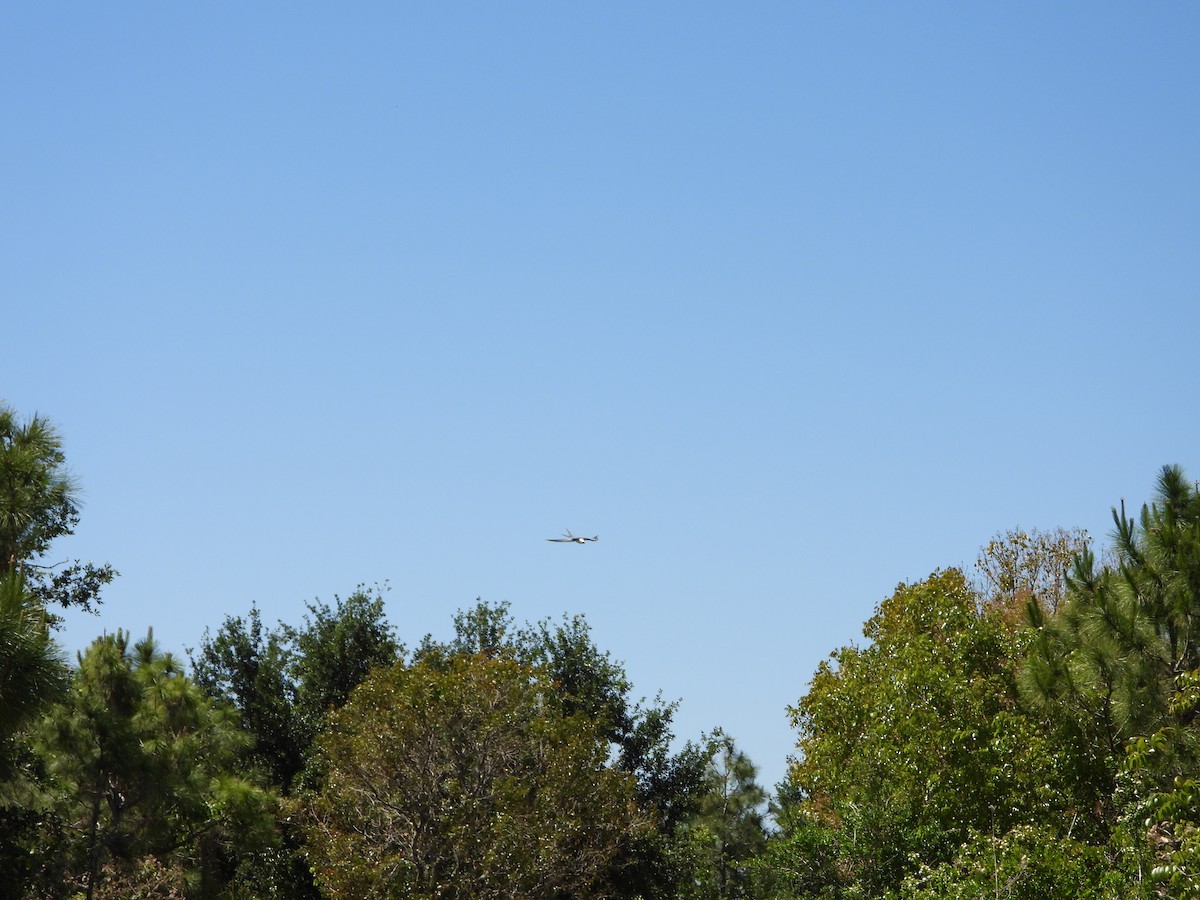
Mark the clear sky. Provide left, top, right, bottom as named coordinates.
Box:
left=4, top=4, right=1198, bottom=792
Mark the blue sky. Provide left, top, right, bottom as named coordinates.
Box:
left=4, top=4, right=1198, bottom=791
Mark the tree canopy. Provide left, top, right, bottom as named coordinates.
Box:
left=33, top=630, right=277, bottom=898
left=0, top=405, right=115, bottom=613
left=8, top=402, right=1200, bottom=900
left=305, top=652, right=651, bottom=900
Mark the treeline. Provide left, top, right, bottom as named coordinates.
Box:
left=2, top=404, right=1199, bottom=899
left=0, top=406, right=762, bottom=900
left=764, top=470, right=1200, bottom=900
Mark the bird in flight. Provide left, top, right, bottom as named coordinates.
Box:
left=547, top=529, right=599, bottom=544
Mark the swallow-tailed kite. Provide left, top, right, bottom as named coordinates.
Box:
left=547, top=530, right=598, bottom=544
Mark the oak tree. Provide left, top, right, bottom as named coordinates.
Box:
left=304, top=652, right=650, bottom=899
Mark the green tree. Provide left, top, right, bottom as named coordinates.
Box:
left=192, top=585, right=401, bottom=789
left=191, top=606, right=305, bottom=790
left=785, top=570, right=1078, bottom=896
left=0, top=571, right=70, bottom=898
left=1100, top=467, right=1200, bottom=898
left=685, top=732, right=767, bottom=900
left=0, top=405, right=115, bottom=613
left=753, top=778, right=843, bottom=900
left=417, top=599, right=713, bottom=899
left=419, top=600, right=711, bottom=819
left=284, top=583, right=401, bottom=732
left=190, top=587, right=400, bottom=898
left=35, top=630, right=277, bottom=899
left=0, top=571, right=67, bottom=773
left=514, top=609, right=710, bottom=833
left=1021, top=466, right=1200, bottom=829
left=899, top=824, right=1149, bottom=900
left=1124, top=668, right=1200, bottom=898
left=304, top=652, right=651, bottom=899
left=516, top=611, right=633, bottom=734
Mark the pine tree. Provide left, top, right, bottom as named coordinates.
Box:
left=691, top=733, right=766, bottom=900
left=0, top=405, right=115, bottom=612
left=37, top=630, right=277, bottom=898
left=0, top=572, right=67, bottom=763
left=1022, top=466, right=1200, bottom=767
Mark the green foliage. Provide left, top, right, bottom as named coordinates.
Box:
left=0, top=744, right=68, bottom=900
left=515, top=610, right=633, bottom=735
left=418, top=600, right=711, bottom=823
left=191, top=605, right=304, bottom=790
left=1124, top=668, right=1200, bottom=897
left=1022, top=466, right=1200, bottom=831
left=0, top=572, right=68, bottom=897
left=190, top=587, right=400, bottom=898
left=415, top=599, right=714, bottom=898
left=0, top=572, right=67, bottom=772
left=445, top=597, right=516, bottom=657
left=516, top=608, right=712, bottom=841
left=33, top=630, right=278, bottom=898
left=685, top=732, right=768, bottom=900
left=32, top=410, right=1200, bottom=900
left=1026, top=466, right=1200, bottom=731
left=0, top=404, right=115, bottom=613
left=284, top=583, right=401, bottom=728
left=753, top=802, right=845, bottom=900
left=785, top=569, right=1078, bottom=896
left=900, top=825, right=1151, bottom=900
left=191, top=585, right=401, bottom=787
left=304, top=653, right=651, bottom=899
left=512, top=612, right=714, bottom=900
